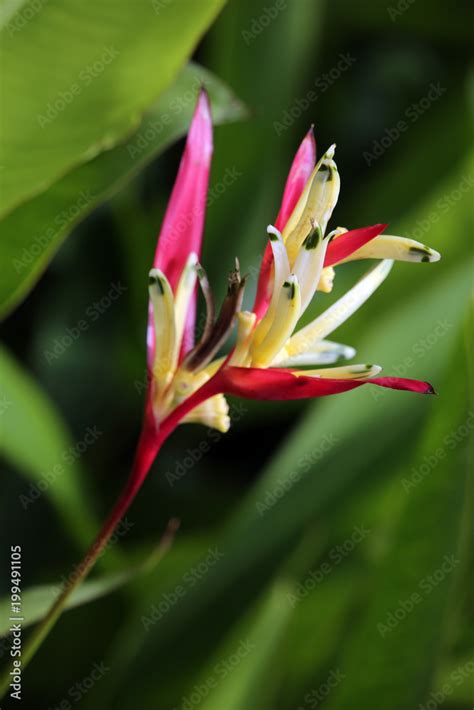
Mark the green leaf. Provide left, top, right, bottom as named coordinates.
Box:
left=325, top=327, right=471, bottom=709
left=0, top=0, right=227, bottom=216
left=0, top=344, right=97, bottom=546
left=0, top=62, right=247, bottom=319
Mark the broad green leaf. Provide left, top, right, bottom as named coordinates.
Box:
left=0, top=344, right=97, bottom=546
left=0, top=63, right=247, bottom=319
left=325, top=330, right=471, bottom=709
left=0, top=0, right=227, bottom=216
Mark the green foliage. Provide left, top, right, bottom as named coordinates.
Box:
left=0, top=344, right=97, bottom=546
left=0, top=63, right=247, bottom=318
left=0, top=0, right=227, bottom=216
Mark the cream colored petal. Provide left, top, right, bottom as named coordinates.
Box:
left=286, top=259, right=393, bottom=356
left=274, top=339, right=356, bottom=367
left=317, top=266, right=336, bottom=293
left=251, top=274, right=301, bottom=368
left=252, top=226, right=291, bottom=349
left=296, top=364, right=382, bottom=379
left=284, top=147, right=340, bottom=264
left=337, top=235, right=441, bottom=264
left=148, top=268, right=177, bottom=388
left=282, top=144, right=336, bottom=244
left=182, top=394, right=230, bottom=433
left=228, top=311, right=257, bottom=367
left=173, top=252, right=198, bottom=346
left=293, top=223, right=329, bottom=315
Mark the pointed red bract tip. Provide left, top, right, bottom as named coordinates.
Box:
left=188, top=87, right=213, bottom=162
left=370, top=377, right=436, bottom=395
left=153, top=89, right=213, bottom=289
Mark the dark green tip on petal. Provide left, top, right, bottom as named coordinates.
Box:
left=282, top=280, right=296, bottom=299
left=303, top=224, right=322, bottom=250
left=409, top=245, right=433, bottom=261
left=149, top=273, right=164, bottom=294
left=319, top=164, right=331, bottom=181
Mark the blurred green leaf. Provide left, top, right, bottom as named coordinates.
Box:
left=0, top=0, right=227, bottom=216
left=434, top=653, right=474, bottom=705
left=0, top=63, right=247, bottom=319
left=0, top=344, right=97, bottom=546
left=325, top=327, right=471, bottom=709
left=197, top=581, right=294, bottom=710
left=0, top=572, right=126, bottom=637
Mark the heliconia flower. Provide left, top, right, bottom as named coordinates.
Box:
left=19, top=91, right=442, bottom=671
left=132, top=89, right=440, bottom=488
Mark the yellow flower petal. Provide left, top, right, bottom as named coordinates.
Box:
left=251, top=274, right=301, bottom=368
left=148, top=268, right=177, bottom=390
